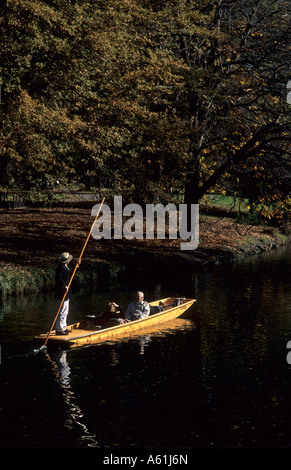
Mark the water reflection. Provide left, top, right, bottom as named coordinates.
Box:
left=40, top=318, right=195, bottom=448
left=2, top=244, right=291, bottom=448
left=138, top=335, right=152, bottom=355
left=108, top=335, right=155, bottom=365
left=48, top=350, right=99, bottom=448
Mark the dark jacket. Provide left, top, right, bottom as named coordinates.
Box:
left=55, top=263, right=73, bottom=301
left=100, top=306, right=125, bottom=323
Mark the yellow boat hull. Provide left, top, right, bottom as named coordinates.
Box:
left=35, top=297, right=196, bottom=349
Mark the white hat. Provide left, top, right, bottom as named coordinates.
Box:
left=58, top=252, right=73, bottom=264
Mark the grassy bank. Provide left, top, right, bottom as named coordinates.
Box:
left=0, top=264, right=54, bottom=298
left=0, top=206, right=289, bottom=299
left=0, top=259, right=126, bottom=299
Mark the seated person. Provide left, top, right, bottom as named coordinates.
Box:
left=99, top=302, right=128, bottom=326
left=79, top=302, right=127, bottom=330
left=125, top=291, right=150, bottom=321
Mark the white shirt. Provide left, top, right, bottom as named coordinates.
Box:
left=125, top=300, right=150, bottom=320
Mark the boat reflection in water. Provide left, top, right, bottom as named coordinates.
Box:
left=45, top=316, right=195, bottom=447
left=100, top=317, right=195, bottom=364
left=108, top=316, right=195, bottom=364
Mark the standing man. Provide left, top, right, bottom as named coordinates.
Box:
left=125, top=291, right=150, bottom=321
left=54, top=252, right=80, bottom=335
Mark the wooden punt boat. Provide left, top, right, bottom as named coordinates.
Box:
left=35, top=297, right=196, bottom=349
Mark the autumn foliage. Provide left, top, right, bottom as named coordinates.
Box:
left=0, top=0, right=290, bottom=220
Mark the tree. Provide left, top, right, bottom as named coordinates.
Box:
left=0, top=0, right=188, bottom=197
left=0, top=0, right=86, bottom=188
left=175, top=0, right=291, bottom=211
left=1, top=0, right=290, bottom=216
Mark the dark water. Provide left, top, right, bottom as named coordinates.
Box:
left=1, top=245, right=291, bottom=451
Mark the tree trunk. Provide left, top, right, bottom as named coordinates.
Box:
left=183, top=153, right=201, bottom=233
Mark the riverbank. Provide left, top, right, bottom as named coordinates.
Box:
left=0, top=207, right=289, bottom=298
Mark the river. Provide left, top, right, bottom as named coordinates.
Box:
left=1, top=244, right=291, bottom=451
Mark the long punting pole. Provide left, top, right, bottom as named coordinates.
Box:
left=43, top=197, right=105, bottom=347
